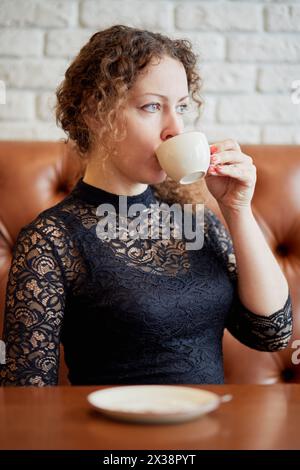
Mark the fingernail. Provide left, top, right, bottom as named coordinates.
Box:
left=215, top=165, right=223, bottom=171
left=210, top=145, right=218, bottom=155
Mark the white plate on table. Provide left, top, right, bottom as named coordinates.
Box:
left=87, top=385, right=229, bottom=424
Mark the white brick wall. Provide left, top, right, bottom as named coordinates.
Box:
left=0, top=0, right=299, bottom=144
left=175, top=2, right=263, bottom=32
left=80, top=0, right=174, bottom=31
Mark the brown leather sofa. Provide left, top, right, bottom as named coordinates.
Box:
left=0, top=140, right=299, bottom=385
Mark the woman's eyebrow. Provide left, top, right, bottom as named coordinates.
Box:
left=139, top=93, right=189, bottom=101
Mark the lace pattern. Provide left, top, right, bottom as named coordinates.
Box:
left=61, top=199, right=191, bottom=276
left=1, top=226, right=65, bottom=386
left=227, top=292, right=293, bottom=351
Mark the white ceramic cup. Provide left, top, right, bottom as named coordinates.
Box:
left=155, top=131, right=211, bottom=185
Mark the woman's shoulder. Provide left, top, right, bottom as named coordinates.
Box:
left=17, top=200, right=74, bottom=253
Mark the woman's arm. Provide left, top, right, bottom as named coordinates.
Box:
left=0, top=220, right=67, bottom=386
left=204, top=207, right=292, bottom=351
left=221, top=206, right=288, bottom=315
left=206, top=139, right=289, bottom=315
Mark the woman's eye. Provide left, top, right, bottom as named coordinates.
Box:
left=177, top=104, right=190, bottom=114
left=141, top=103, right=190, bottom=114
left=142, top=103, right=160, bottom=113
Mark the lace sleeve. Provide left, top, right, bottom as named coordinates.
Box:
left=226, top=293, right=292, bottom=351
left=0, top=221, right=67, bottom=386
left=204, top=207, right=293, bottom=351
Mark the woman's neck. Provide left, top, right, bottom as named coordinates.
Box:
left=83, top=158, right=148, bottom=197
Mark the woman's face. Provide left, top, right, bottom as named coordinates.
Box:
left=109, top=55, right=190, bottom=185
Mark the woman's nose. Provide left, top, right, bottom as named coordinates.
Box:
left=160, top=112, right=184, bottom=141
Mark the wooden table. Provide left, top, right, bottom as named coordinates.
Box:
left=0, top=384, right=300, bottom=450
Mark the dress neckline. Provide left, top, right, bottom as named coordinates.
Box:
left=72, top=177, right=157, bottom=211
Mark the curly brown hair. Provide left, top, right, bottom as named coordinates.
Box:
left=55, top=24, right=203, bottom=159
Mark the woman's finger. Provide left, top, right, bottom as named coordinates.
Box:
left=214, top=163, right=256, bottom=183
left=210, top=139, right=241, bottom=154
left=210, top=151, right=253, bottom=166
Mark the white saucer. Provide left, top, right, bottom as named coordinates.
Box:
left=87, top=385, right=223, bottom=424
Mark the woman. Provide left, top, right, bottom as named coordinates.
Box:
left=0, top=25, right=292, bottom=386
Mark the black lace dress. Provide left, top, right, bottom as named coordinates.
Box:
left=0, top=178, right=292, bottom=386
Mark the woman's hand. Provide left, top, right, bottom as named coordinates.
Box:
left=205, top=139, right=257, bottom=213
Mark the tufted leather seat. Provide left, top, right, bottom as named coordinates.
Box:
left=0, top=141, right=299, bottom=385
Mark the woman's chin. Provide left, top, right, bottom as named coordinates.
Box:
left=138, top=160, right=168, bottom=184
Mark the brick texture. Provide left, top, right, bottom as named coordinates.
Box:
left=0, top=0, right=299, bottom=144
